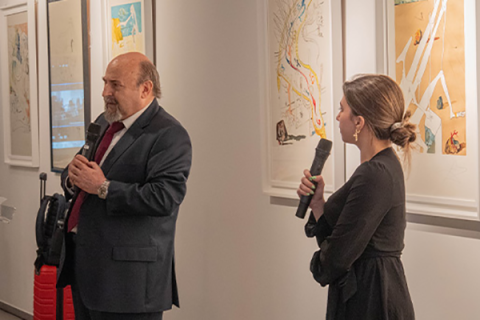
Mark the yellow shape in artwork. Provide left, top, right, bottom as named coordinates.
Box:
left=111, top=18, right=123, bottom=44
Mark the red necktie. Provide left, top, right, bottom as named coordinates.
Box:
left=67, top=122, right=125, bottom=232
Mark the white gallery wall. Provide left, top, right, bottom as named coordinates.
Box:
left=0, top=0, right=480, bottom=319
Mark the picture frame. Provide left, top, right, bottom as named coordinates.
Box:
left=47, top=0, right=91, bottom=172
left=377, top=0, right=480, bottom=220
left=102, top=0, right=155, bottom=66
left=262, top=0, right=345, bottom=199
left=0, top=1, right=39, bottom=167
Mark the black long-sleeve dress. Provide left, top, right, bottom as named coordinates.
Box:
left=306, top=147, right=415, bottom=320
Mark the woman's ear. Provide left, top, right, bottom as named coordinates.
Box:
left=355, top=115, right=366, bottom=131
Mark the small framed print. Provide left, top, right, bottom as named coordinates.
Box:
left=0, top=1, right=39, bottom=167
left=103, top=0, right=155, bottom=64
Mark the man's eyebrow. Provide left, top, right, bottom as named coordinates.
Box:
left=102, top=77, right=120, bottom=84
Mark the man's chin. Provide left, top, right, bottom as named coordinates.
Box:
left=104, top=110, right=123, bottom=123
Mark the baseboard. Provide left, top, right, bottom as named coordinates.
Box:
left=0, top=300, right=33, bottom=320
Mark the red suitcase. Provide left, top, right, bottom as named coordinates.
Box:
left=34, top=265, right=74, bottom=320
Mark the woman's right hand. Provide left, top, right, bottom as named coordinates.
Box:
left=297, top=169, right=326, bottom=221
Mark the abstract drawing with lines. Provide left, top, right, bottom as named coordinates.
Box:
left=7, top=11, right=32, bottom=157
left=268, top=0, right=334, bottom=187
left=394, top=0, right=466, bottom=155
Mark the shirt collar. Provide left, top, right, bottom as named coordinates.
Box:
left=120, top=98, right=155, bottom=130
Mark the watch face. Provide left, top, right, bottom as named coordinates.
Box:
left=99, top=182, right=108, bottom=199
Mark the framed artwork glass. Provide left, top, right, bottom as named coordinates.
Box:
left=0, top=1, right=39, bottom=167
left=263, top=0, right=345, bottom=199
left=47, top=0, right=91, bottom=172
left=377, top=0, right=479, bottom=220
left=103, top=0, right=155, bottom=64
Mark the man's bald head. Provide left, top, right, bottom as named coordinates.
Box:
left=110, top=52, right=150, bottom=66
left=109, top=52, right=161, bottom=98
left=102, top=52, right=160, bottom=121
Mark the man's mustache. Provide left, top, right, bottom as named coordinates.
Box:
left=104, top=98, right=116, bottom=105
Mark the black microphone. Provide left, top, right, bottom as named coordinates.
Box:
left=295, top=138, right=333, bottom=219
left=81, top=123, right=101, bottom=161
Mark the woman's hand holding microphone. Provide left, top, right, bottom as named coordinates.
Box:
left=297, top=169, right=326, bottom=221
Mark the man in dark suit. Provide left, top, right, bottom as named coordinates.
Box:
left=58, top=52, right=192, bottom=320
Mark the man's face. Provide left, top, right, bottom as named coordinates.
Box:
left=102, top=60, right=142, bottom=123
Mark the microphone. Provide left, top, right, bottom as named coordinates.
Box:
left=69, top=123, right=101, bottom=195
left=295, top=138, right=333, bottom=219
left=81, top=123, right=101, bottom=161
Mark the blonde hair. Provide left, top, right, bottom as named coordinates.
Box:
left=343, top=74, right=416, bottom=167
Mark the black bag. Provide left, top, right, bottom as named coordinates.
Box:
left=34, top=173, right=69, bottom=274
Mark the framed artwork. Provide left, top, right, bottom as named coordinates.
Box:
left=103, top=0, right=155, bottom=64
left=47, top=0, right=91, bottom=172
left=378, top=0, right=479, bottom=220
left=0, top=1, right=39, bottom=167
left=263, top=0, right=345, bottom=198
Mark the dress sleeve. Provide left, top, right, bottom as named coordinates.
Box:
left=305, top=212, right=333, bottom=248
left=310, top=162, right=394, bottom=286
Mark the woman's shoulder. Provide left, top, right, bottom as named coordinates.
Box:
left=351, top=149, right=399, bottom=185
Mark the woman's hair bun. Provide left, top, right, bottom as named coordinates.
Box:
left=390, top=110, right=416, bottom=148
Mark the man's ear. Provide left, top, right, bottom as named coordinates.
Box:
left=141, top=80, right=154, bottom=98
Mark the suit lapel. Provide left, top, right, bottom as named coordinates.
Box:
left=101, top=100, right=160, bottom=176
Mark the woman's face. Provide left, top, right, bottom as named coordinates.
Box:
left=336, top=96, right=358, bottom=144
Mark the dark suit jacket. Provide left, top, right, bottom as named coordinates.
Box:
left=58, top=100, right=192, bottom=313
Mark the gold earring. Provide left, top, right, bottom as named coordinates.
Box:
left=353, top=129, right=360, bottom=142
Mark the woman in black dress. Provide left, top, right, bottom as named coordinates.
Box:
left=297, top=74, right=415, bottom=320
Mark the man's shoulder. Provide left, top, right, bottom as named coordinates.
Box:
left=147, top=105, right=192, bottom=155
left=150, top=104, right=187, bottom=132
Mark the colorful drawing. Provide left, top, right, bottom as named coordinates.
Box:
left=268, top=0, right=336, bottom=188
left=444, top=130, right=466, bottom=154
left=394, top=0, right=466, bottom=155
left=7, top=12, right=32, bottom=157
left=272, top=0, right=329, bottom=145
left=110, top=1, right=144, bottom=58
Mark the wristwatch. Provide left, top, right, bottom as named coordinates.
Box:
left=98, top=180, right=110, bottom=199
